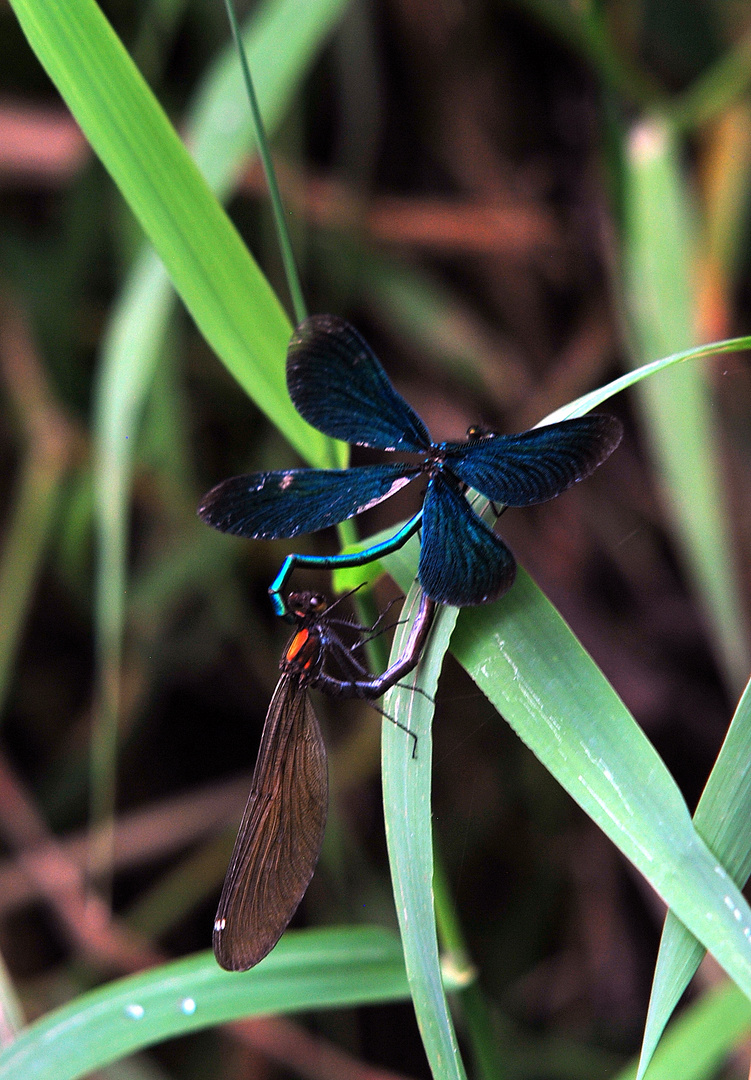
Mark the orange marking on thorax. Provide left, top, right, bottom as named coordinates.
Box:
left=286, top=629, right=310, bottom=664
left=285, top=627, right=320, bottom=672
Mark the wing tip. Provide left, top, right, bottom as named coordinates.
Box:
left=423, top=558, right=518, bottom=607
left=591, top=412, right=624, bottom=457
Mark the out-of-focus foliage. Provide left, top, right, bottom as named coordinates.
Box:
left=0, top=1, right=751, bottom=1079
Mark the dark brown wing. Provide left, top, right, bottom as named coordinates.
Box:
left=213, top=673, right=329, bottom=971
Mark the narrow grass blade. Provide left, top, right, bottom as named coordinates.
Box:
left=0, top=928, right=425, bottom=1080
left=0, top=953, right=24, bottom=1043
left=432, top=857, right=504, bottom=1080
left=222, top=0, right=307, bottom=325
left=381, top=544, right=751, bottom=1016
left=622, top=117, right=749, bottom=694
left=382, top=589, right=465, bottom=1080
left=543, top=335, right=751, bottom=423
left=446, top=573, right=751, bottom=1003
left=693, top=679, right=751, bottom=900
left=612, top=978, right=751, bottom=1080
left=376, top=335, right=751, bottom=1077
left=636, top=677, right=751, bottom=1077
left=669, top=29, right=751, bottom=133
left=91, top=252, right=175, bottom=884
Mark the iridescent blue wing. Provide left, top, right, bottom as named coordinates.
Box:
left=418, top=476, right=517, bottom=606
left=287, top=315, right=431, bottom=451
left=445, top=414, right=622, bottom=506
left=198, top=463, right=419, bottom=539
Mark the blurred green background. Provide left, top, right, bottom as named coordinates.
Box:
left=0, top=0, right=751, bottom=1077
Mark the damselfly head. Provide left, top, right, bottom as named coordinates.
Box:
left=287, top=591, right=328, bottom=620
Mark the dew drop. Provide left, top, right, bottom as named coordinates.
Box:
left=181, top=997, right=197, bottom=1016
left=125, top=1003, right=145, bottom=1020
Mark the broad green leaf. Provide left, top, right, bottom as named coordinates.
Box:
left=0, top=928, right=434, bottom=1080
left=622, top=117, right=749, bottom=694
left=8, top=0, right=329, bottom=464
left=87, top=0, right=349, bottom=890
left=382, top=588, right=465, bottom=1080
left=372, top=336, right=751, bottom=1079
left=447, top=574, right=751, bottom=1002
left=380, top=550, right=751, bottom=1033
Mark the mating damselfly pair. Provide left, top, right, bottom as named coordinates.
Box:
left=199, top=314, right=622, bottom=970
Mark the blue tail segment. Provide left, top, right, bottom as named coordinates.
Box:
left=269, top=511, right=424, bottom=619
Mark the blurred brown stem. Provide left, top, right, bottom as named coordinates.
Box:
left=243, top=160, right=563, bottom=259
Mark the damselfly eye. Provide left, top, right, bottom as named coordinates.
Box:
left=287, top=591, right=327, bottom=617
left=466, top=424, right=492, bottom=439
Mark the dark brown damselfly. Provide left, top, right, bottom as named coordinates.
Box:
left=213, top=589, right=435, bottom=971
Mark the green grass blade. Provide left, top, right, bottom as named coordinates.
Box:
left=8, top=0, right=329, bottom=464
left=91, top=251, right=175, bottom=883
left=543, top=335, right=751, bottom=422
left=622, top=117, right=749, bottom=694
left=612, top=978, right=751, bottom=1080
left=222, top=0, right=307, bottom=325
left=432, top=857, right=503, bottom=1080
left=635, top=929, right=705, bottom=1080
left=0, top=953, right=24, bottom=1040
left=0, top=928, right=428, bottom=1080
left=382, top=589, right=466, bottom=1080
left=447, top=575, right=751, bottom=1000
left=669, top=29, right=751, bottom=133
left=693, top=679, right=751, bottom=884
left=86, top=0, right=348, bottom=882
left=636, top=677, right=751, bottom=1078
left=187, top=0, right=347, bottom=224
left=381, top=544, right=751, bottom=1015
left=376, top=333, right=751, bottom=1077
